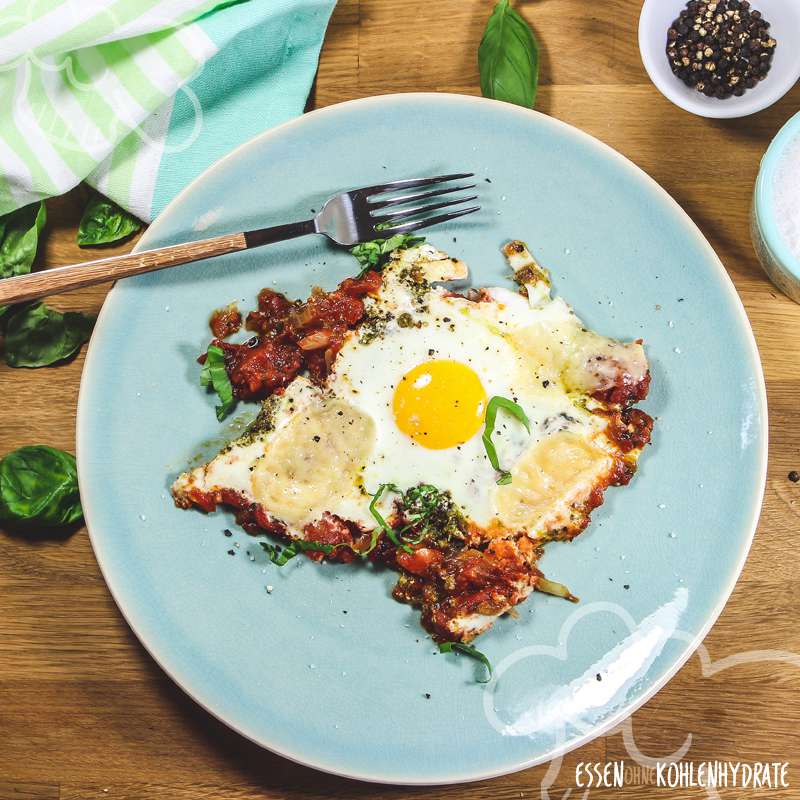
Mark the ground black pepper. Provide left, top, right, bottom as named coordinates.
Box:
left=666, top=1, right=776, bottom=99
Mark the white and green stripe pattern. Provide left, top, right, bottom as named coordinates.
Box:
left=0, top=0, right=337, bottom=221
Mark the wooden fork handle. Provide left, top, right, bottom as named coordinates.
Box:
left=0, top=233, right=249, bottom=305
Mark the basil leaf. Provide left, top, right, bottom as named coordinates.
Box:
left=482, top=395, right=531, bottom=484
left=0, top=445, right=83, bottom=528
left=351, top=233, right=425, bottom=275
left=77, top=195, right=141, bottom=247
left=478, top=0, right=540, bottom=109
left=438, top=641, right=493, bottom=683
left=260, top=538, right=334, bottom=566
left=200, top=344, right=236, bottom=421
left=0, top=201, right=46, bottom=279
left=0, top=201, right=47, bottom=320
left=4, top=303, right=94, bottom=368
left=369, top=483, right=413, bottom=554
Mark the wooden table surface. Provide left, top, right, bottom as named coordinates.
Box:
left=2, top=1, right=800, bottom=798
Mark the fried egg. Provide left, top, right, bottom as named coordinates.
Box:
left=172, top=240, right=649, bottom=545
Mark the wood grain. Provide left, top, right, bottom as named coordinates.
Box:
left=0, top=233, right=248, bottom=305
left=3, top=2, right=800, bottom=798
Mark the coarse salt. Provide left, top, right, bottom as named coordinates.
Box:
left=774, top=136, right=800, bottom=261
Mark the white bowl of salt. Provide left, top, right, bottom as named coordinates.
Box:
left=753, top=111, right=800, bottom=304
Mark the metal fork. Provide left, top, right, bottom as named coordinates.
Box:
left=0, top=173, right=479, bottom=305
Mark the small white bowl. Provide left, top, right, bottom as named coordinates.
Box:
left=639, top=0, right=800, bottom=119
left=752, top=110, right=800, bottom=303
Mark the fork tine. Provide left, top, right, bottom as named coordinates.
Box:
left=369, top=183, right=477, bottom=210
left=374, top=195, right=479, bottom=221
left=377, top=205, right=480, bottom=235
left=360, top=172, right=474, bottom=198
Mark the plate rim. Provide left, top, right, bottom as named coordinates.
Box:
left=76, top=91, right=769, bottom=786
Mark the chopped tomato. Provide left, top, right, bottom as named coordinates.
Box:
left=397, top=539, right=537, bottom=642
left=396, top=547, right=444, bottom=576
left=303, top=513, right=359, bottom=563
left=338, top=270, right=382, bottom=298
left=187, top=488, right=217, bottom=513
left=292, top=288, right=365, bottom=332
left=592, top=370, right=652, bottom=408
left=602, top=407, right=654, bottom=453
left=245, top=289, right=296, bottom=337
left=202, top=271, right=384, bottom=405
left=217, top=337, right=303, bottom=400
left=209, top=304, right=242, bottom=339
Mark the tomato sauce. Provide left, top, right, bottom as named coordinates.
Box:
left=201, top=270, right=383, bottom=402
left=184, top=267, right=656, bottom=644
left=601, top=407, right=654, bottom=454
left=592, top=370, right=652, bottom=408
left=209, top=304, right=242, bottom=339
left=216, top=337, right=303, bottom=401
left=393, top=538, right=541, bottom=642
left=303, top=513, right=361, bottom=563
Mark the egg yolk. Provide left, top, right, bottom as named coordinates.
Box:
left=393, top=360, right=487, bottom=449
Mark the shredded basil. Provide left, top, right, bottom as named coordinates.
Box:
left=77, top=195, right=141, bottom=247
left=369, top=483, right=413, bottom=554
left=438, top=641, right=493, bottom=683
left=401, top=484, right=441, bottom=523
left=478, top=0, right=540, bottom=109
left=200, top=344, right=236, bottom=421
left=359, top=524, right=383, bottom=558
left=260, top=539, right=335, bottom=566
left=350, top=233, right=425, bottom=277
left=258, top=482, right=460, bottom=566
left=482, top=395, right=531, bottom=484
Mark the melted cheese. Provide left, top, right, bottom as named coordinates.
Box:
left=494, top=430, right=613, bottom=533
left=513, top=301, right=647, bottom=396
left=251, top=398, right=375, bottom=527
left=173, top=239, right=649, bottom=546
left=173, top=379, right=378, bottom=530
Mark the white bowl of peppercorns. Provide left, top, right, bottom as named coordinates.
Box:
left=639, top=0, right=800, bottom=118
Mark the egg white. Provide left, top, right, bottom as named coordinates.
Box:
left=173, top=242, right=647, bottom=541
left=327, top=266, right=603, bottom=528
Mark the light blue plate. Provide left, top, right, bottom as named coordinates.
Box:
left=77, top=94, right=767, bottom=785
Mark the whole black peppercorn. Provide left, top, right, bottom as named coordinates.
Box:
left=788, top=471, right=800, bottom=483
left=665, top=0, right=776, bottom=99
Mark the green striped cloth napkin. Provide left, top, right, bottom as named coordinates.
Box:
left=0, top=0, right=337, bottom=222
